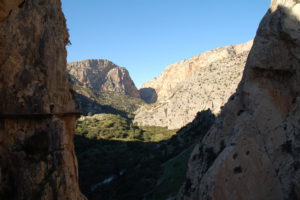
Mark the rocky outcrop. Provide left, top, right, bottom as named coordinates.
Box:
left=178, top=1, right=300, bottom=200
left=135, top=41, right=252, bottom=129
left=0, top=0, right=85, bottom=199
left=68, top=59, right=140, bottom=98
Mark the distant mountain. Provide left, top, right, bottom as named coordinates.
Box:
left=67, top=59, right=144, bottom=114
left=134, top=41, right=253, bottom=129
left=68, top=59, right=140, bottom=98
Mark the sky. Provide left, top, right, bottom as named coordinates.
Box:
left=61, top=0, right=270, bottom=88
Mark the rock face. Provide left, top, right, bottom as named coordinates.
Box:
left=0, top=0, right=85, bottom=199
left=178, top=1, right=300, bottom=200
left=140, top=41, right=252, bottom=104
left=67, top=59, right=144, bottom=115
left=68, top=59, right=140, bottom=98
left=135, top=41, right=252, bottom=129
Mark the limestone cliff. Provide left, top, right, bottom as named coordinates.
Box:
left=178, top=1, right=300, bottom=199
left=135, top=41, right=252, bottom=129
left=68, top=59, right=140, bottom=98
left=140, top=41, right=252, bottom=104
left=0, top=0, right=85, bottom=199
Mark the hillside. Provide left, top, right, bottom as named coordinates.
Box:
left=140, top=41, right=252, bottom=103
left=67, top=59, right=145, bottom=114
left=135, top=41, right=252, bottom=129
left=68, top=59, right=140, bottom=98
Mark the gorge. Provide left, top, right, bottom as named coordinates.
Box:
left=0, top=0, right=299, bottom=200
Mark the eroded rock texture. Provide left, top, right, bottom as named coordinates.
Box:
left=178, top=1, right=300, bottom=200
left=0, top=0, right=85, bottom=199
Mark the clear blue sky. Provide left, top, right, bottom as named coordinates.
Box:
left=61, top=0, right=270, bottom=88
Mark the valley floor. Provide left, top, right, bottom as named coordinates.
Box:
left=74, top=110, right=215, bottom=200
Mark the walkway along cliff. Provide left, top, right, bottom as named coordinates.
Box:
left=0, top=0, right=86, bottom=199
left=178, top=0, right=300, bottom=199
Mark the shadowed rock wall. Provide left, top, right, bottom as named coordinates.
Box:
left=178, top=1, right=300, bottom=200
left=0, top=0, right=86, bottom=199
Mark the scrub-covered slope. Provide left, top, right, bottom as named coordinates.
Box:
left=68, top=59, right=144, bottom=114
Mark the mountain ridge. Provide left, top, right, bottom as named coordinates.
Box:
left=68, top=59, right=140, bottom=98
left=139, top=40, right=253, bottom=103
left=67, top=59, right=144, bottom=114
left=134, top=41, right=253, bottom=129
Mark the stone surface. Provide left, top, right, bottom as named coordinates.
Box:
left=135, top=41, right=252, bottom=129
left=67, top=59, right=140, bottom=98
left=0, top=0, right=85, bottom=199
left=178, top=1, right=300, bottom=200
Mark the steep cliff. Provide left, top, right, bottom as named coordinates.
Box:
left=68, top=59, right=140, bottom=98
left=0, top=0, right=85, bottom=199
left=178, top=1, right=300, bottom=199
left=135, top=41, right=252, bottom=129
left=140, top=41, right=252, bottom=104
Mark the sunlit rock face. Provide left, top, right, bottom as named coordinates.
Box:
left=67, top=59, right=141, bottom=98
left=134, top=41, right=252, bottom=129
left=0, top=0, right=86, bottom=199
left=178, top=0, right=300, bottom=200
left=139, top=41, right=252, bottom=104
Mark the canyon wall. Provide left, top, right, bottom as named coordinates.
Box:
left=178, top=1, right=300, bottom=199
left=0, top=0, right=86, bottom=199
left=135, top=41, right=252, bottom=129
left=140, top=41, right=252, bottom=104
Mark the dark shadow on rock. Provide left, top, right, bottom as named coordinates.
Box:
left=74, top=109, right=216, bottom=200
left=139, top=87, right=158, bottom=104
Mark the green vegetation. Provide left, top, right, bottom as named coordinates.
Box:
left=139, top=126, right=176, bottom=142
left=74, top=110, right=216, bottom=200
left=97, top=92, right=145, bottom=114
left=70, top=77, right=145, bottom=115
left=145, top=147, right=193, bottom=200
left=76, top=114, right=176, bottom=142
